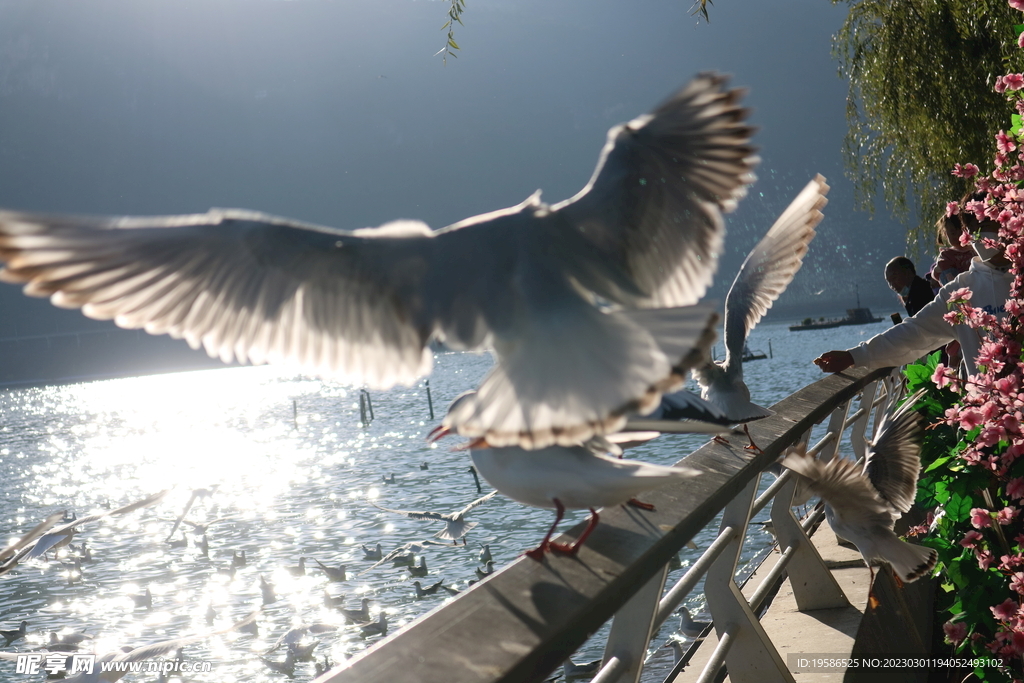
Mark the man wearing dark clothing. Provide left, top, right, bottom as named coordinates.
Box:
left=884, top=256, right=935, bottom=316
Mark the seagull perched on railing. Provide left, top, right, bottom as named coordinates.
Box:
left=467, top=437, right=700, bottom=560
left=371, top=491, right=498, bottom=544
left=692, top=176, right=828, bottom=451
left=780, top=390, right=935, bottom=601
left=0, top=74, right=755, bottom=450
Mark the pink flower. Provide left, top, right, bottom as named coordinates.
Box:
left=960, top=230, right=974, bottom=247
left=931, top=363, right=953, bottom=389
left=954, top=163, right=981, bottom=178
left=972, top=508, right=994, bottom=528
left=1006, top=74, right=1024, bottom=91
left=998, top=131, right=1018, bottom=154
left=944, top=620, right=968, bottom=645
left=1012, top=0, right=1024, bottom=11
left=960, top=409, right=985, bottom=431
left=947, top=201, right=960, bottom=217
left=998, top=507, right=1020, bottom=525
left=980, top=425, right=1007, bottom=447
left=998, top=153, right=1010, bottom=168
left=1012, top=572, right=1024, bottom=593
left=949, top=287, right=973, bottom=302
left=998, top=76, right=1009, bottom=94
left=961, top=530, right=984, bottom=548
left=1019, top=30, right=1024, bottom=48
left=1012, top=631, right=1024, bottom=655
left=978, top=549, right=997, bottom=569
left=993, top=598, right=1020, bottom=621
left=1008, top=477, right=1024, bottom=500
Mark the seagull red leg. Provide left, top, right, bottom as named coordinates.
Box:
left=550, top=508, right=599, bottom=555
left=626, top=498, right=656, bottom=511
left=525, top=499, right=566, bottom=561
left=742, top=424, right=763, bottom=453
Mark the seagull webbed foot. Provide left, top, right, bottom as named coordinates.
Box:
left=627, top=498, right=656, bottom=511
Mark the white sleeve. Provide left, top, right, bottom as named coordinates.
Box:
left=847, top=284, right=957, bottom=369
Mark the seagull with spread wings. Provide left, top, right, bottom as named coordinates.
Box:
left=781, top=391, right=936, bottom=601
left=0, top=74, right=755, bottom=450
left=692, top=175, right=829, bottom=450
left=6, top=491, right=168, bottom=570
left=372, top=491, right=497, bottom=544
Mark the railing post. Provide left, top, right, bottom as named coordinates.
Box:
left=769, top=478, right=849, bottom=611
left=848, top=380, right=879, bottom=460
left=599, top=566, right=669, bottom=683
left=819, top=399, right=851, bottom=463
left=704, top=478, right=794, bottom=683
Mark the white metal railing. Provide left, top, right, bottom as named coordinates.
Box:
left=321, top=367, right=903, bottom=683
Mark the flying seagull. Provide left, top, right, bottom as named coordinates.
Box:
left=0, top=511, right=65, bottom=577
left=693, top=175, right=828, bottom=449
left=780, top=391, right=935, bottom=599
left=371, top=491, right=498, bottom=544
left=0, top=74, right=755, bottom=450
left=11, top=491, right=168, bottom=566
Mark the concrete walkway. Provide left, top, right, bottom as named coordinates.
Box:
left=671, top=526, right=873, bottom=682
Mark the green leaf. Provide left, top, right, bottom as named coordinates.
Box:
left=925, top=455, right=953, bottom=473
left=946, top=492, right=974, bottom=523
left=1015, top=24, right=1024, bottom=34
left=448, top=38, right=460, bottom=49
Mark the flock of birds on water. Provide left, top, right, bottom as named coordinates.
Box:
left=0, top=72, right=937, bottom=680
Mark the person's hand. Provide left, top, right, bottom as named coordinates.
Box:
left=813, top=351, right=854, bottom=373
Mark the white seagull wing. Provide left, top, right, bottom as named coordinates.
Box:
left=722, top=175, right=827, bottom=373
left=452, top=490, right=498, bottom=519
left=0, top=211, right=443, bottom=389
left=370, top=503, right=448, bottom=522
left=864, top=390, right=925, bottom=514
left=780, top=446, right=892, bottom=529
left=551, top=73, right=757, bottom=308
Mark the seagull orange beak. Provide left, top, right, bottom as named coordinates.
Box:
left=427, top=425, right=450, bottom=442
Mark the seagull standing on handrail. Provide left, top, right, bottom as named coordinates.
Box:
left=780, top=391, right=936, bottom=603
left=0, top=74, right=755, bottom=450
left=467, top=437, right=700, bottom=560
left=692, top=176, right=828, bottom=450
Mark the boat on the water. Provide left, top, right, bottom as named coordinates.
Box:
left=788, top=307, right=883, bottom=331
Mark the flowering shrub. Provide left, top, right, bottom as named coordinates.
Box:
left=909, top=8, right=1024, bottom=678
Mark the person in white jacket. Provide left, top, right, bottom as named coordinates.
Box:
left=815, top=232, right=1012, bottom=378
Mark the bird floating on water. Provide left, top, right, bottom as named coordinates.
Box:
left=413, top=579, right=446, bottom=598
left=361, top=543, right=382, bottom=561
left=314, top=559, right=347, bottom=582
left=692, top=175, right=828, bottom=451
left=780, top=390, right=936, bottom=602
left=0, top=620, right=27, bottom=646
left=372, top=491, right=497, bottom=544
left=0, top=74, right=755, bottom=451
left=338, top=598, right=372, bottom=624
left=407, top=557, right=429, bottom=578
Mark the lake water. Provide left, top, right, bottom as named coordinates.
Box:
left=0, top=318, right=894, bottom=682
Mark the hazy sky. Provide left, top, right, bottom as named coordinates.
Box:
left=0, top=0, right=915, bottom=337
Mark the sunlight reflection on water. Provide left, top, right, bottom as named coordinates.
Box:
left=0, top=320, right=889, bottom=681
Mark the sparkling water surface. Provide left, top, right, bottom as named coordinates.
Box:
left=0, top=319, right=893, bottom=682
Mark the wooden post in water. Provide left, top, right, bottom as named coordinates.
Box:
left=359, top=389, right=374, bottom=425
left=425, top=380, right=435, bottom=421
left=292, top=400, right=298, bottom=429
left=768, top=339, right=773, bottom=359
